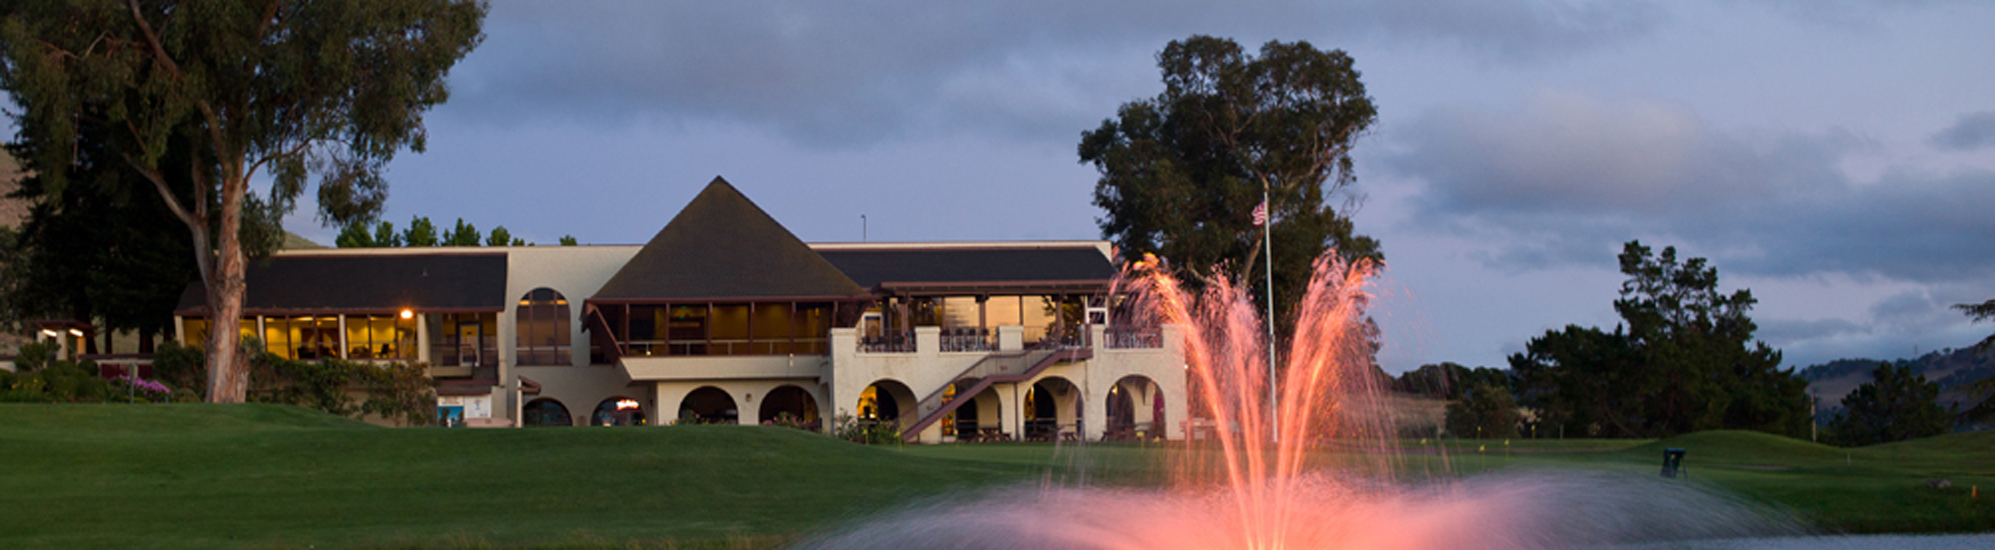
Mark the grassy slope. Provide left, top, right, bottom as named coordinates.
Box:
left=0, top=404, right=1019, bottom=549
left=5, top=406, right=1989, bottom=548
left=1616, top=430, right=1995, bottom=532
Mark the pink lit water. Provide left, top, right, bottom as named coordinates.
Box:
left=806, top=253, right=1799, bottom=549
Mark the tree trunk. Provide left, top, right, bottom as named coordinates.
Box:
left=204, top=172, right=251, bottom=403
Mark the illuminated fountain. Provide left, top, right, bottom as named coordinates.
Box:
left=805, top=252, right=1797, bottom=549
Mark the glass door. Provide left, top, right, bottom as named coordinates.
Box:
left=458, top=323, right=481, bottom=366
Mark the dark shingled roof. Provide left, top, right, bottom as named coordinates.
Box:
left=592, top=177, right=866, bottom=301
left=175, top=252, right=508, bottom=314
left=817, top=246, right=1115, bottom=290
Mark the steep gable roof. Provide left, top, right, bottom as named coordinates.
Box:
left=592, top=177, right=865, bottom=301
left=817, top=245, right=1115, bottom=291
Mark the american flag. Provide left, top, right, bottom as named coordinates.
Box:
left=1251, top=200, right=1268, bottom=227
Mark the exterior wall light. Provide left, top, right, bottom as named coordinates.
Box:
left=68, top=328, right=84, bottom=337
left=41, top=329, right=59, bottom=338
left=399, top=309, right=414, bottom=320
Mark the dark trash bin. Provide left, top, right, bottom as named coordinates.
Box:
left=1661, top=447, right=1687, bottom=479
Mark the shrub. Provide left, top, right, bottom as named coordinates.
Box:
left=1445, top=383, right=1520, bottom=439
left=107, top=374, right=176, bottom=403
left=761, top=412, right=820, bottom=432
left=12, top=341, right=57, bottom=372
left=833, top=411, right=901, bottom=445
left=151, top=341, right=207, bottom=400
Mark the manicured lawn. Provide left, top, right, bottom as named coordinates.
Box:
left=0, top=404, right=1018, bottom=549
left=4, top=404, right=1990, bottom=548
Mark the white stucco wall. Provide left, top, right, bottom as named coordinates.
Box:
left=500, top=245, right=641, bottom=425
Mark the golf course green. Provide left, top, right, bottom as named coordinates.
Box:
left=2, top=404, right=1988, bottom=548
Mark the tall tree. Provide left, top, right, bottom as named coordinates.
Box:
left=401, top=215, right=440, bottom=247
left=485, top=225, right=522, bottom=246
left=0, top=0, right=486, bottom=401
left=1512, top=241, right=1806, bottom=437
left=1081, top=35, right=1380, bottom=334
left=1828, top=362, right=1951, bottom=446
left=1958, top=299, right=1995, bottom=351
left=443, top=217, right=479, bottom=246
left=1953, top=299, right=1995, bottom=424
left=335, top=219, right=401, bottom=248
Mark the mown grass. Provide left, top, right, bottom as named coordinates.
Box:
left=0, top=404, right=1017, bottom=549
left=3, top=404, right=1990, bottom=548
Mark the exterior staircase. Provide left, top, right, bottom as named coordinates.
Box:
left=899, top=342, right=1092, bottom=442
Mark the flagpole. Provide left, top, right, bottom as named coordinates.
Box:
left=1263, top=185, right=1278, bottom=444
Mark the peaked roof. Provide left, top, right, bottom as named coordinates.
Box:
left=592, top=177, right=866, bottom=301
left=817, top=245, right=1115, bottom=290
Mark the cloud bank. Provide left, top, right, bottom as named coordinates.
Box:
left=444, top=1, right=1665, bottom=147
left=1386, top=90, right=1995, bottom=284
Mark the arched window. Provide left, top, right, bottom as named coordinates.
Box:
left=516, top=288, right=572, bottom=365
left=523, top=399, right=572, bottom=427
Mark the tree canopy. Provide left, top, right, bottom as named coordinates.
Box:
left=1080, top=35, right=1380, bottom=335
left=1953, top=299, right=1995, bottom=424
left=1511, top=241, right=1808, bottom=438
left=335, top=215, right=524, bottom=248
left=0, top=0, right=486, bottom=401
left=1827, top=362, right=1951, bottom=446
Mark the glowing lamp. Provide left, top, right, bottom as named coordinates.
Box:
left=615, top=399, right=640, bottom=411
left=40, top=329, right=59, bottom=337
left=68, top=328, right=84, bottom=337
left=399, top=309, right=414, bottom=320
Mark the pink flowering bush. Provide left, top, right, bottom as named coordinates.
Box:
left=108, top=374, right=177, bottom=403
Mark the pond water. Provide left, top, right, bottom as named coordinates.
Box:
left=1621, top=533, right=1995, bottom=550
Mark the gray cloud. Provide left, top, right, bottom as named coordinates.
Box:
left=443, top=1, right=1665, bottom=147
left=1931, top=111, right=1995, bottom=151
left=1386, top=90, right=1995, bottom=283
left=1741, top=0, right=1972, bottom=27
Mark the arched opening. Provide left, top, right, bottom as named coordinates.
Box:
left=1106, top=375, right=1164, bottom=440
left=953, top=384, right=1005, bottom=442
left=1023, top=377, right=1080, bottom=441
left=591, top=396, right=647, bottom=426
left=516, top=288, right=573, bottom=366
left=523, top=398, right=572, bottom=427
left=758, top=385, right=820, bottom=431
left=679, top=386, right=738, bottom=424
left=856, top=380, right=915, bottom=423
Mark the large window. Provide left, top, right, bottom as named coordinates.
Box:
left=430, top=312, right=499, bottom=367
left=344, top=314, right=417, bottom=360
left=515, top=288, right=572, bottom=366
left=599, top=301, right=839, bottom=357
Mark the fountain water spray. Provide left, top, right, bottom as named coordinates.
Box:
left=804, top=251, right=1800, bottom=550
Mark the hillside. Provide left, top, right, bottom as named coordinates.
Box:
left=1798, top=345, right=1995, bottom=416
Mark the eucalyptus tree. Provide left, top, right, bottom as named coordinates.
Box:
left=0, top=0, right=485, bottom=401
left=1081, top=35, right=1380, bottom=333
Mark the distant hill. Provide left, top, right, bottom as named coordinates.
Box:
left=281, top=231, right=327, bottom=250
left=1798, top=345, right=1995, bottom=425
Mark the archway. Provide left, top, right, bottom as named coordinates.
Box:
left=523, top=398, right=572, bottom=427
left=758, top=385, right=820, bottom=431
left=679, top=386, right=738, bottom=424
left=857, top=379, right=916, bottom=423
left=1023, top=377, right=1080, bottom=441
left=591, top=396, right=647, bottom=426
left=1106, top=375, right=1163, bottom=440
left=951, top=383, right=1004, bottom=441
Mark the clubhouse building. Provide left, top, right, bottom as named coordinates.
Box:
left=172, top=178, right=1187, bottom=442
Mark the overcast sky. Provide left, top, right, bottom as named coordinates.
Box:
left=281, top=0, right=1994, bottom=374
